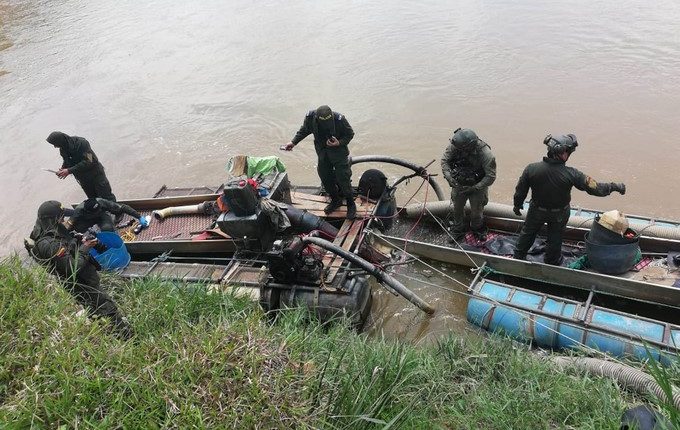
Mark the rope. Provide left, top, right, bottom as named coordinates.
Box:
left=400, top=178, right=430, bottom=255
left=120, top=228, right=136, bottom=243
left=412, top=197, right=481, bottom=270
left=378, top=235, right=668, bottom=365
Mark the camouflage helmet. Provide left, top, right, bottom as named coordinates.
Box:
left=543, top=134, right=578, bottom=155
left=451, top=128, right=479, bottom=150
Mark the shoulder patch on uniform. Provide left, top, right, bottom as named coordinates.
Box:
left=586, top=176, right=598, bottom=189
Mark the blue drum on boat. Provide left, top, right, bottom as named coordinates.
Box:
left=89, top=231, right=131, bottom=271
left=466, top=279, right=679, bottom=364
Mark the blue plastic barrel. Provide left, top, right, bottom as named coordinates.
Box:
left=466, top=280, right=678, bottom=363
left=89, top=231, right=131, bottom=271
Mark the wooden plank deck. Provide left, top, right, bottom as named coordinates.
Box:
left=291, top=191, right=376, bottom=219
left=322, top=219, right=364, bottom=285
left=292, top=191, right=376, bottom=285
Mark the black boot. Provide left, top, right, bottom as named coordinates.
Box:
left=448, top=230, right=467, bottom=244
left=472, top=229, right=488, bottom=242
left=346, top=200, right=357, bottom=220
left=324, top=198, right=343, bottom=214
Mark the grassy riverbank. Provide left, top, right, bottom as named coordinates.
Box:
left=1, top=256, right=677, bottom=429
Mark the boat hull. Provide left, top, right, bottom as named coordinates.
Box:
left=369, top=232, right=680, bottom=309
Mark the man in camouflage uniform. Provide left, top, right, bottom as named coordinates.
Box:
left=513, top=134, right=626, bottom=265
left=27, top=201, right=132, bottom=339
left=283, top=105, right=356, bottom=220
left=67, top=197, right=147, bottom=233
left=441, top=128, right=497, bottom=242
left=47, top=131, right=116, bottom=202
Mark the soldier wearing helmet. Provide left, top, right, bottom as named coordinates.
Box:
left=282, top=105, right=356, bottom=220
left=441, top=128, right=497, bottom=242
left=512, top=134, right=626, bottom=265
left=26, top=200, right=132, bottom=339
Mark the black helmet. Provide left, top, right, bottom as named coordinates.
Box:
left=38, top=200, right=64, bottom=219
left=451, top=128, right=479, bottom=150
left=544, top=133, right=578, bottom=155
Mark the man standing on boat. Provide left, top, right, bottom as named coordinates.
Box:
left=282, top=105, right=356, bottom=220
left=441, top=128, right=497, bottom=242
left=512, top=134, right=626, bottom=265
left=46, top=131, right=116, bottom=202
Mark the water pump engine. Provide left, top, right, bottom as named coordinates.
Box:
left=266, top=237, right=323, bottom=284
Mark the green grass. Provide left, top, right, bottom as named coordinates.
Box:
left=1, top=255, right=678, bottom=429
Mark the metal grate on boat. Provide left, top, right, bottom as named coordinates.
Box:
left=119, top=261, right=229, bottom=283
left=153, top=185, right=223, bottom=198
left=117, top=212, right=217, bottom=242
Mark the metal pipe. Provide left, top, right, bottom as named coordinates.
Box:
left=349, top=155, right=447, bottom=201
left=301, top=236, right=435, bottom=314
left=405, top=201, right=680, bottom=242
left=152, top=202, right=209, bottom=220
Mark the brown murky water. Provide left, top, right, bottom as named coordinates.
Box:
left=2, top=0, right=680, bottom=339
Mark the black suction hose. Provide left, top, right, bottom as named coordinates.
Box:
left=284, top=206, right=339, bottom=237
left=349, top=155, right=447, bottom=201
left=301, top=236, right=435, bottom=314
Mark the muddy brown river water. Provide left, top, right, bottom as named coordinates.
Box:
left=2, top=0, right=679, bottom=340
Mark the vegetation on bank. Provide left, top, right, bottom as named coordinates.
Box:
left=1, top=256, right=677, bottom=429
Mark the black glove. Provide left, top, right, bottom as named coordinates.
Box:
left=513, top=206, right=522, bottom=216
left=610, top=182, right=626, bottom=195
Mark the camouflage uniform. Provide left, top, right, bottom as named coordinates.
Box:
left=28, top=201, right=131, bottom=338
left=441, top=136, right=496, bottom=238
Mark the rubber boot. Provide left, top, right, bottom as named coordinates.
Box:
left=324, top=198, right=343, bottom=214
left=472, top=226, right=488, bottom=242
left=448, top=230, right=467, bottom=244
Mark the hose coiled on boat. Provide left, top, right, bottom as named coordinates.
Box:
left=550, top=356, right=680, bottom=410
left=349, top=155, right=447, bottom=201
